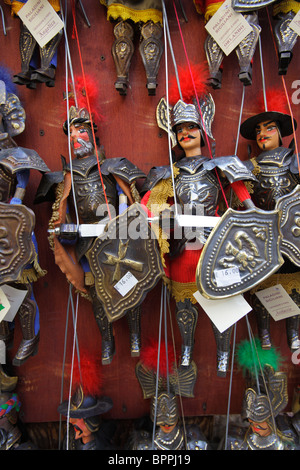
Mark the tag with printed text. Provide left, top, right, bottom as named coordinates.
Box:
left=255, top=284, right=300, bottom=321
left=114, top=271, right=138, bottom=297
left=18, top=0, right=64, bottom=48
left=205, top=0, right=252, bottom=55
left=290, top=10, right=300, bottom=36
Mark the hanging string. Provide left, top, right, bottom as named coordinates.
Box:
left=61, top=0, right=80, bottom=228
left=171, top=0, right=229, bottom=210
left=151, top=283, right=164, bottom=449
left=70, top=0, right=112, bottom=219
left=161, top=0, right=182, bottom=100
left=224, top=322, right=236, bottom=449
left=162, top=2, right=179, bottom=216
left=166, top=290, right=188, bottom=449
left=265, top=7, right=300, bottom=174
left=234, top=85, right=246, bottom=156
left=258, top=36, right=268, bottom=112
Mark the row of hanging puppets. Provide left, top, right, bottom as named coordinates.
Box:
left=0, top=0, right=300, bottom=90
left=0, top=0, right=299, bottom=450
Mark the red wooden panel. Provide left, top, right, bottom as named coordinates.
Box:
left=1, top=1, right=299, bottom=423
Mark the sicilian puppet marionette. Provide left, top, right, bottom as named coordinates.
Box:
left=57, top=352, right=115, bottom=450
left=141, top=63, right=272, bottom=376
left=4, top=0, right=63, bottom=88
left=0, top=373, right=38, bottom=449
left=0, top=67, right=48, bottom=367
left=193, top=0, right=261, bottom=88
left=100, top=0, right=163, bottom=95
left=230, top=0, right=300, bottom=76
left=35, top=75, right=164, bottom=365
left=128, top=340, right=210, bottom=450
left=195, top=0, right=300, bottom=84
left=223, top=338, right=300, bottom=449
left=237, top=89, right=300, bottom=353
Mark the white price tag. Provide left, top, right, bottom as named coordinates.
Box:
left=214, top=266, right=241, bottom=286
left=290, top=10, right=300, bottom=36
left=18, top=0, right=64, bottom=48
left=114, top=271, right=138, bottom=297
left=205, top=0, right=253, bottom=55
left=255, top=284, right=300, bottom=321
left=193, top=290, right=252, bottom=333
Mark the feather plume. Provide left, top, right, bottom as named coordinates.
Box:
left=258, top=88, right=289, bottom=114
left=168, top=63, right=209, bottom=105
left=67, top=75, right=104, bottom=124
left=140, top=339, right=176, bottom=377
left=236, top=338, right=283, bottom=376
left=72, top=351, right=103, bottom=398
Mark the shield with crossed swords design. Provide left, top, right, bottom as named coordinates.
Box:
left=86, top=203, right=164, bottom=322
left=275, top=184, right=300, bottom=267
left=0, top=202, right=36, bottom=284
left=196, top=207, right=284, bottom=300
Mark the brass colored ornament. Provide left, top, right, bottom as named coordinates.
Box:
left=275, top=184, right=300, bottom=267
left=196, top=207, right=284, bottom=299
left=87, top=203, right=164, bottom=322
left=0, top=202, right=36, bottom=284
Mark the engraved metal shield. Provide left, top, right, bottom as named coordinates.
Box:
left=231, top=0, right=276, bottom=12
left=86, top=203, right=164, bottom=322
left=275, top=184, right=300, bottom=267
left=0, top=202, right=36, bottom=284
left=196, top=207, right=283, bottom=299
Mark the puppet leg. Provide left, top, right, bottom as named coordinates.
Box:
left=204, top=34, right=224, bottom=89
left=31, top=29, right=63, bottom=87
left=139, top=21, right=163, bottom=95
left=13, top=23, right=37, bottom=87
left=12, top=285, right=40, bottom=366
left=90, top=286, right=115, bottom=365
left=250, top=293, right=272, bottom=349
left=127, top=305, right=141, bottom=357
left=176, top=299, right=198, bottom=367
left=235, top=13, right=261, bottom=86
left=287, top=289, right=300, bottom=350
left=274, top=11, right=298, bottom=75
left=111, top=20, right=134, bottom=95
left=0, top=320, right=14, bottom=351
left=211, top=322, right=233, bottom=377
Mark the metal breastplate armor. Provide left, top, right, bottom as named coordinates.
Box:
left=174, top=157, right=220, bottom=217
left=251, top=147, right=299, bottom=210
left=70, top=158, right=117, bottom=224
left=132, top=424, right=209, bottom=450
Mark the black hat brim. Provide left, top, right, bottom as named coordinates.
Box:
left=240, top=111, right=297, bottom=140
left=57, top=396, right=113, bottom=419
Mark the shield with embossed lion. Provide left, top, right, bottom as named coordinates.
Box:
left=196, top=207, right=284, bottom=299
left=275, top=184, right=300, bottom=267
left=0, top=202, right=36, bottom=284
left=86, top=203, right=164, bottom=322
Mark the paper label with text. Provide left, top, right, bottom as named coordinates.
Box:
left=290, top=10, right=300, bottom=36
left=18, top=0, right=64, bottom=48
left=114, top=272, right=138, bottom=297
left=214, top=266, right=241, bottom=286
left=205, top=0, right=252, bottom=55
left=255, top=284, right=300, bottom=321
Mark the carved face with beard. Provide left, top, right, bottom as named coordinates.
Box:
left=69, top=123, right=94, bottom=158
